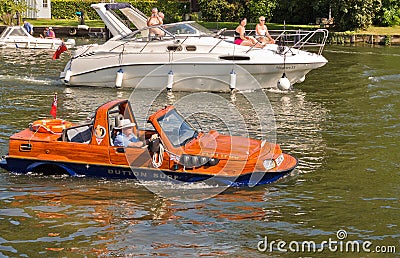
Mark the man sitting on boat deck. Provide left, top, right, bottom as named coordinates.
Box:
left=114, top=119, right=158, bottom=148
left=23, top=19, right=33, bottom=35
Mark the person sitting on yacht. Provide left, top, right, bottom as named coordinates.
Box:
left=234, top=18, right=265, bottom=48
left=46, top=27, right=56, bottom=39
left=255, top=16, right=275, bottom=44
left=23, top=20, right=33, bottom=35
left=147, top=7, right=164, bottom=37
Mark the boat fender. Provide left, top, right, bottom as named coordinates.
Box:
left=277, top=73, right=291, bottom=90
left=167, top=70, right=174, bottom=91
left=230, top=70, right=236, bottom=91
left=115, top=68, right=124, bottom=88
left=69, top=28, right=77, bottom=36
left=64, top=68, right=72, bottom=83
left=31, top=119, right=73, bottom=134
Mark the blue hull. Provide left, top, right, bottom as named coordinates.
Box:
left=0, top=157, right=296, bottom=187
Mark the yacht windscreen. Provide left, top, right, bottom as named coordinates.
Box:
left=163, top=22, right=212, bottom=36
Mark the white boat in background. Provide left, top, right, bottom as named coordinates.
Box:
left=0, top=26, right=75, bottom=49
left=60, top=3, right=328, bottom=92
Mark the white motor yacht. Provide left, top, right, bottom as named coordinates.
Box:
left=60, top=3, right=328, bottom=91
left=0, top=26, right=75, bottom=49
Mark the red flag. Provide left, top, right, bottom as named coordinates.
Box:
left=50, top=93, right=57, bottom=118
left=52, top=43, right=67, bottom=60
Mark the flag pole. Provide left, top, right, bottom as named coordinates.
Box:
left=50, top=93, right=58, bottom=119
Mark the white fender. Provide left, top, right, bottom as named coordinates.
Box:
left=277, top=73, right=291, bottom=90
left=115, top=68, right=124, bottom=88
left=64, top=69, right=72, bottom=83
left=230, top=70, right=236, bottom=90
left=167, top=70, right=174, bottom=91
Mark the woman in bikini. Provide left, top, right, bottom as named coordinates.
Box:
left=255, top=16, right=275, bottom=44
left=234, top=18, right=265, bottom=48
left=147, top=7, right=164, bottom=36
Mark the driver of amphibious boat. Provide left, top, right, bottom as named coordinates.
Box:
left=114, top=119, right=157, bottom=148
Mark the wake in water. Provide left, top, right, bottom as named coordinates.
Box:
left=0, top=74, right=56, bottom=85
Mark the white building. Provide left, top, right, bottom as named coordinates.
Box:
left=24, top=0, right=51, bottom=18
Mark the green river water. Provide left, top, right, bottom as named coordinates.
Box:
left=0, top=43, right=399, bottom=257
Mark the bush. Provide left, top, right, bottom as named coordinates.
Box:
left=246, top=0, right=277, bottom=23
left=50, top=0, right=187, bottom=23
left=375, top=0, right=400, bottom=26
left=198, top=0, right=241, bottom=22
left=331, top=0, right=382, bottom=31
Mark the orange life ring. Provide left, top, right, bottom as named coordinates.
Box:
left=31, top=119, right=73, bottom=133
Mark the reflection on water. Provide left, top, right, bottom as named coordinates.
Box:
left=0, top=45, right=399, bottom=256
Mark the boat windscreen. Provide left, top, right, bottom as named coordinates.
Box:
left=163, top=22, right=212, bottom=36
left=0, top=27, right=11, bottom=38
left=121, top=21, right=212, bottom=40
left=157, top=109, right=198, bottom=147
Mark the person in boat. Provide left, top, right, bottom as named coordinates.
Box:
left=114, top=119, right=159, bottom=148
left=40, top=27, right=49, bottom=38
left=23, top=19, right=33, bottom=35
left=147, top=7, right=165, bottom=37
left=46, top=27, right=56, bottom=39
left=147, top=7, right=163, bottom=27
left=234, top=18, right=265, bottom=48
left=255, top=16, right=275, bottom=44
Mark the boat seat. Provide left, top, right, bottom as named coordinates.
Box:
left=109, top=114, right=124, bottom=146
left=63, top=124, right=93, bottom=144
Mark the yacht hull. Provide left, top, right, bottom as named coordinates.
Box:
left=61, top=55, right=326, bottom=92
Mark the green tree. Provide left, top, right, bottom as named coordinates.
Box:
left=374, top=0, right=400, bottom=26
left=198, top=0, right=241, bottom=22
left=330, top=0, right=382, bottom=30
left=246, top=0, right=277, bottom=23
left=0, top=0, right=34, bottom=25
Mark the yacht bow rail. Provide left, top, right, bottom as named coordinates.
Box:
left=270, top=29, right=329, bottom=55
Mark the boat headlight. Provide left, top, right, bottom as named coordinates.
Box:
left=263, top=159, right=275, bottom=170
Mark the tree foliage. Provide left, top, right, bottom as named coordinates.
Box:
left=330, top=0, right=382, bottom=30
left=1, top=0, right=398, bottom=29
left=0, top=0, right=33, bottom=25
left=198, top=0, right=238, bottom=22
left=374, top=0, right=400, bottom=26
left=246, top=0, right=277, bottom=23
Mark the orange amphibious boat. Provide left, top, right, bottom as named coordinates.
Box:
left=0, top=99, right=297, bottom=186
